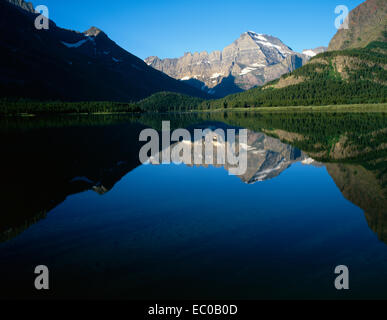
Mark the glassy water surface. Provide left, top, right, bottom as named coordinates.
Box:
left=0, top=112, right=386, bottom=299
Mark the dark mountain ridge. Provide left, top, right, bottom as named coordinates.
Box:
left=0, top=0, right=209, bottom=102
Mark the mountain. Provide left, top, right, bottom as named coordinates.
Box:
left=0, top=116, right=148, bottom=241
left=326, top=162, right=387, bottom=244
left=302, top=47, right=327, bottom=57
left=226, top=130, right=310, bottom=184
left=200, top=41, right=386, bottom=109
left=0, top=0, right=209, bottom=102
left=2, top=113, right=385, bottom=244
left=199, top=0, right=387, bottom=110
left=328, top=0, right=387, bottom=51
left=5, top=0, right=34, bottom=12
left=145, top=31, right=308, bottom=98
left=0, top=119, right=311, bottom=242
left=166, top=127, right=310, bottom=183
left=194, top=0, right=386, bottom=109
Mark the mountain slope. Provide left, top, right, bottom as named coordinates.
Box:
left=199, top=0, right=387, bottom=109
left=0, top=0, right=209, bottom=102
left=200, top=41, right=386, bottom=109
left=145, top=31, right=308, bottom=98
left=328, top=0, right=387, bottom=51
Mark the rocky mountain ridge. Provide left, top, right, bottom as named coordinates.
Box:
left=145, top=31, right=309, bottom=97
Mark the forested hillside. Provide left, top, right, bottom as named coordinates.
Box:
left=197, top=42, right=386, bottom=110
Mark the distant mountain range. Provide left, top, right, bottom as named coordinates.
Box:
left=0, top=0, right=385, bottom=107
left=145, top=32, right=313, bottom=97
left=0, top=0, right=209, bottom=101
left=199, top=0, right=386, bottom=109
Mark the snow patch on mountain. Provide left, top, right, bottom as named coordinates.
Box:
left=240, top=67, right=257, bottom=76
left=302, top=50, right=317, bottom=57
left=145, top=31, right=308, bottom=97
left=210, top=73, right=223, bottom=79
left=61, top=39, right=89, bottom=48
left=247, top=31, right=293, bottom=57
left=301, top=157, right=315, bottom=165
left=251, top=63, right=266, bottom=68
left=302, top=47, right=328, bottom=58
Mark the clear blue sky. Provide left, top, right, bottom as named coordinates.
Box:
left=40, top=0, right=364, bottom=59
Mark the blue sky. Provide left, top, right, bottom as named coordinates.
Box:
left=41, top=0, right=364, bottom=59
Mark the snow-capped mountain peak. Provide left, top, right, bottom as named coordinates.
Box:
left=245, top=31, right=293, bottom=57
left=145, top=31, right=307, bottom=97
left=84, top=26, right=104, bottom=37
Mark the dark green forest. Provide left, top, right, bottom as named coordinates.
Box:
left=0, top=92, right=203, bottom=115
left=0, top=99, right=141, bottom=115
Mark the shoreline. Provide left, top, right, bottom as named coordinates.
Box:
left=1, top=103, right=387, bottom=117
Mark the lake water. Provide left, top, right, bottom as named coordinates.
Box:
left=0, top=112, right=386, bottom=299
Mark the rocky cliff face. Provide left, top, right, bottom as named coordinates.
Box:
left=145, top=31, right=308, bottom=97
left=328, top=0, right=387, bottom=51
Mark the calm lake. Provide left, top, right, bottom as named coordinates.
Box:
left=0, top=111, right=386, bottom=299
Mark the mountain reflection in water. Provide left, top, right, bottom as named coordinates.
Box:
left=0, top=112, right=386, bottom=299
